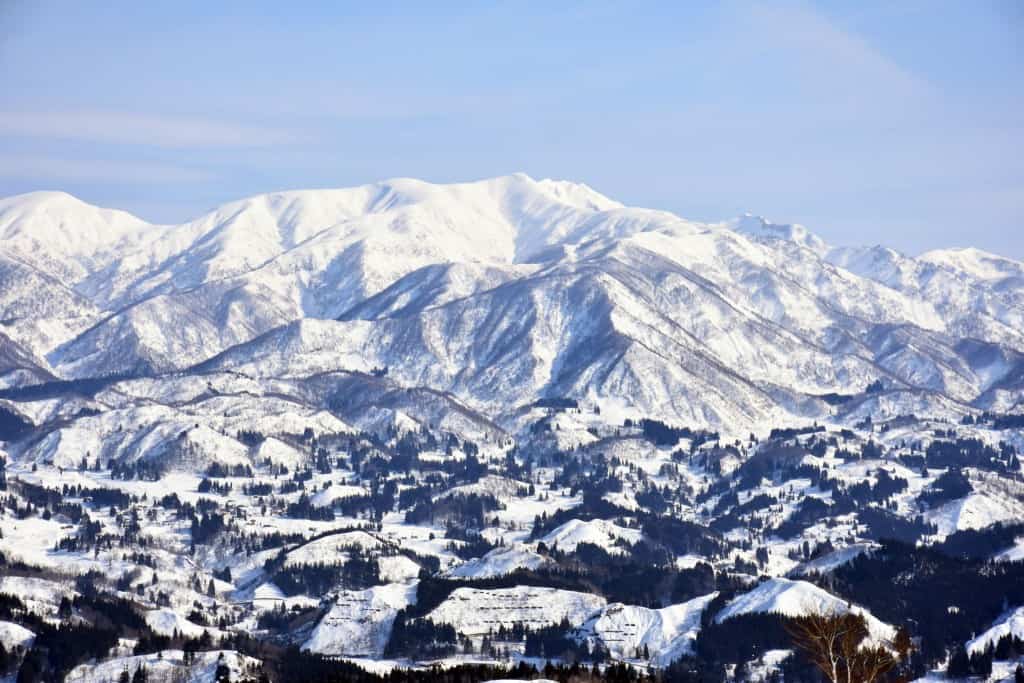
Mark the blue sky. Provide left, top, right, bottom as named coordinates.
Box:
left=0, top=1, right=1021, bottom=256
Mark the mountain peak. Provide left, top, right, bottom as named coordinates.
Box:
left=731, top=213, right=829, bottom=255
left=919, top=246, right=1024, bottom=281
left=0, top=189, right=151, bottom=258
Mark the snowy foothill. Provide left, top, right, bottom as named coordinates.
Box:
left=968, top=607, right=1024, bottom=655
left=304, top=582, right=418, bottom=658
left=576, top=593, right=719, bottom=666
left=715, top=578, right=896, bottom=645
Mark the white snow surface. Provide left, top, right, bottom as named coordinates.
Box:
left=144, top=608, right=210, bottom=639
left=539, top=518, right=644, bottom=555
left=576, top=593, right=718, bottom=666
left=427, top=585, right=606, bottom=636
left=445, top=544, right=550, bottom=579
left=968, top=606, right=1024, bottom=654
left=304, top=582, right=417, bottom=658
left=925, top=477, right=1024, bottom=538
left=0, top=620, right=34, bottom=650
left=715, top=578, right=895, bottom=644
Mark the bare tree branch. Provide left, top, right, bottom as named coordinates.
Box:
left=786, top=611, right=903, bottom=683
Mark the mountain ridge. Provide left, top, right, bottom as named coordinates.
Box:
left=1, top=175, right=1022, bottom=431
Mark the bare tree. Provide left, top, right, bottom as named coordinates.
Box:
left=786, top=612, right=857, bottom=683
left=786, top=611, right=903, bottom=683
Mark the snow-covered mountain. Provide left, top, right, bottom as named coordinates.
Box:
left=2, top=174, right=1021, bottom=433
left=0, top=177, right=1022, bottom=680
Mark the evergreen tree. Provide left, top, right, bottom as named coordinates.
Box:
left=58, top=596, right=73, bottom=620
left=947, top=646, right=970, bottom=678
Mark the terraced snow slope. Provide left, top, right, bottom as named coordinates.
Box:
left=577, top=593, right=719, bottom=666
left=305, top=583, right=417, bottom=658
left=427, top=586, right=606, bottom=636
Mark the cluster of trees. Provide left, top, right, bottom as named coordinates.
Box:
left=0, top=590, right=141, bottom=682
left=405, top=492, right=497, bottom=529
left=534, top=397, right=579, bottom=410
left=917, top=467, right=973, bottom=506
left=110, top=458, right=166, bottom=481
left=0, top=405, right=32, bottom=441
left=857, top=507, right=937, bottom=544
left=206, top=463, right=255, bottom=478
left=190, top=509, right=228, bottom=545
left=924, top=437, right=1020, bottom=473
left=198, top=477, right=233, bottom=495
left=284, top=492, right=334, bottom=521
left=272, top=650, right=646, bottom=683
left=965, top=411, right=1024, bottom=431
left=824, top=539, right=1024, bottom=669
left=520, top=619, right=610, bottom=662
left=624, top=418, right=718, bottom=448
left=270, top=549, right=381, bottom=596
left=236, top=429, right=266, bottom=447
left=768, top=424, right=826, bottom=440
left=946, top=645, right=995, bottom=679
left=939, top=521, right=1024, bottom=560
left=384, top=614, right=458, bottom=658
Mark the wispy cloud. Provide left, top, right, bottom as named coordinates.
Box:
left=732, top=2, right=932, bottom=110
left=767, top=4, right=925, bottom=88
left=0, top=154, right=214, bottom=184
left=0, top=110, right=305, bottom=148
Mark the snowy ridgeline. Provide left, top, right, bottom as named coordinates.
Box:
left=1, top=174, right=1023, bottom=432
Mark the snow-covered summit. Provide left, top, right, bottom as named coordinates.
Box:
left=919, top=246, right=1024, bottom=283
left=731, top=213, right=829, bottom=255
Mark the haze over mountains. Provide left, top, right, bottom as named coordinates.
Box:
left=1, top=174, right=1022, bottom=432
